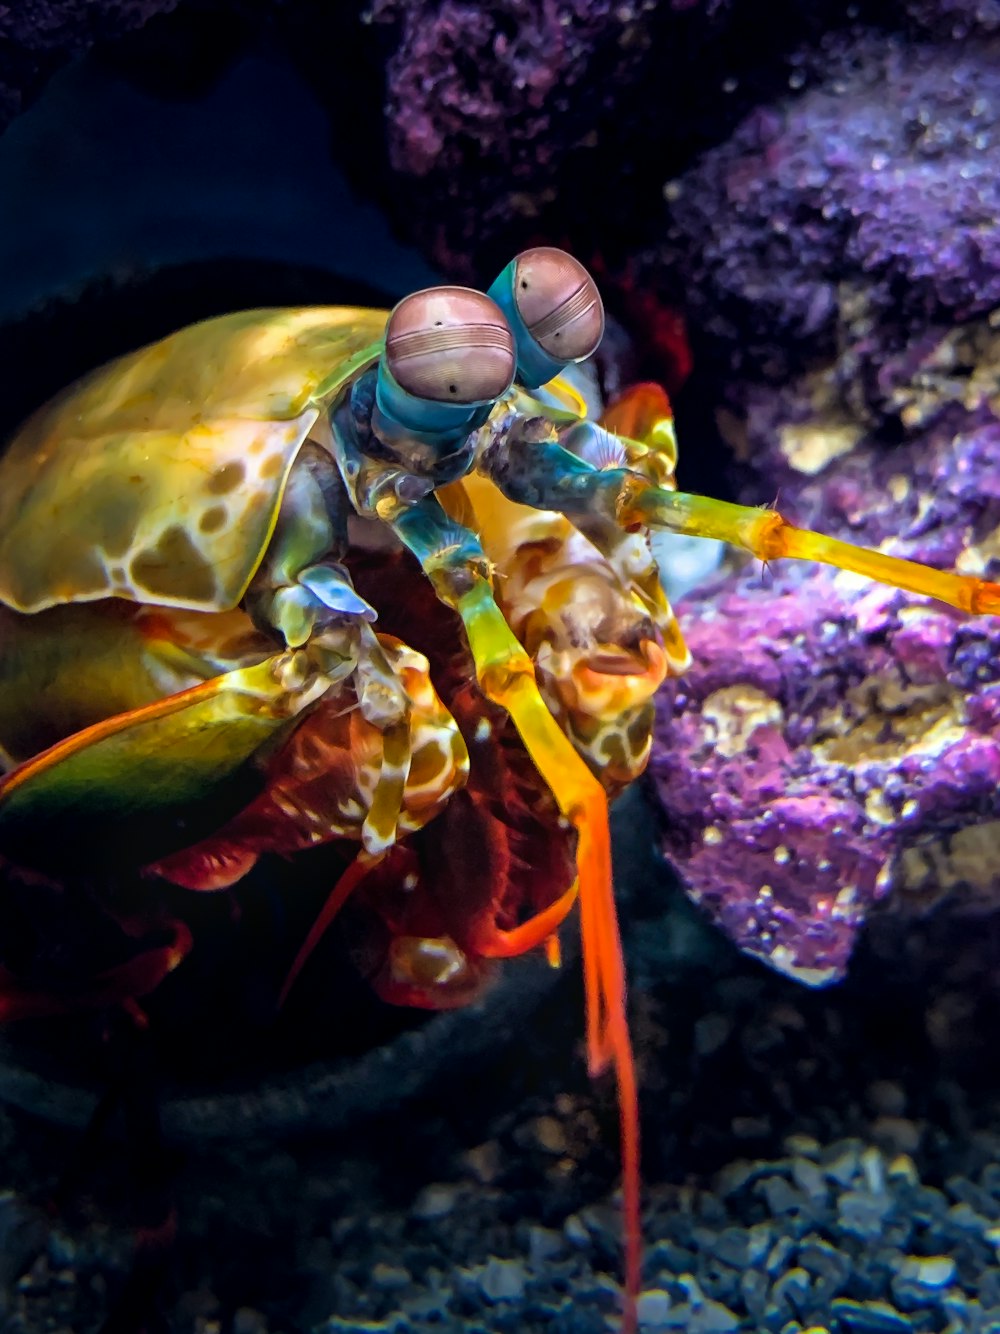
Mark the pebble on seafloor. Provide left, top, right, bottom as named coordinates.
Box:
left=5, top=1073, right=1000, bottom=1334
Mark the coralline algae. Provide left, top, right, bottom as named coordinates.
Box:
left=651, top=33, right=1000, bottom=384
left=652, top=577, right=1000, bottom=982
left=0, top=1, right=177, bottom=126
left=370, top=0, right=651, bottom=181
left=650, top=385, right=1000, bottom=984
left=643, top=9, right=1000, bottom=983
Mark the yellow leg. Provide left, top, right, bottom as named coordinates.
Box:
left=623, top=487, right=1000, bottom=614
left=456, top=579, right=642, bottom=1326
left=346, top=627, right=416, bottom=857
left=359, top=718, right=410, bottom=855
left=386, top=497, right=640, bottom=1328
left=483, top=423, right=1000, bottom=618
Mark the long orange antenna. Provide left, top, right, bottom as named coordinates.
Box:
left=277, top=852, right=378, bottom=1010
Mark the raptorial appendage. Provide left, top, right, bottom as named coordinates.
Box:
left=5, top=247, right=1000, bottom=1334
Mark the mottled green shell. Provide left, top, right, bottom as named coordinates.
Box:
left=0, top=306, right=390, bottom=614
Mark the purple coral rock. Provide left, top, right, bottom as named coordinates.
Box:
left=368, top=0, right=874, bottom=278
left=373, top=0, right=605, bottom=179
left=369, top=0, right=657, bottom=274
left=0, top=1, right=176, bottom=128
left=0, top=1, right=173, bottom=49
left=904, top=0, right=1000, bottom=37
left=653, top=34, right=1000, bottom=387
left=649, top=407, right=1000, bottom=983
left=734, top=387, right=1000, bottom=528
left=371, top=1, right=650, bottom=179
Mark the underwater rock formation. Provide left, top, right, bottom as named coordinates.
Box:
left=0, top=1, right=177, bottom=126
left=371, top=0, right=650, bottom=180
left=904, top=0, right=1000, bottom=35
left=651, top=33, right=1000, bottom=388
left=649, top=384, right=1000, bottom=985
left=368, top=0, right=659, bottom=278
left=642, top=10, right=1000, bottom=983
left=367, top=0, right=875, bottom=278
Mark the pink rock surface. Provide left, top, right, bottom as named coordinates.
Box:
left=649, top=401, right=1000, bottom=983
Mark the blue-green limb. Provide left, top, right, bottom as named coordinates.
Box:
left=480, top=435, right=1000, bottom=617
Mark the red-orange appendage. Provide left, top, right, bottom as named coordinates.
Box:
left=276, top=853, right=377, bottom=1011
left=574, top=786, right=641, bottom=1334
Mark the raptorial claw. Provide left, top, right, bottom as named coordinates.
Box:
left=298, top=565, right=378, bottom=620
left=14, top=246, right=997, bottom=1334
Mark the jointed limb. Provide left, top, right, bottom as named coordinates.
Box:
left=482, top=431, right=1000, bottom=616
left=387, top=495, right=642, bottom=1308
left=243, top=447, right=418, bottom=855
left=629, top=490, right=1000, bottom=613
left=387, top=500, right=614, bottom=908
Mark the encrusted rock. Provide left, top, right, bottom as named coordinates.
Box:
left=0, top=1, right=177, bottom=128
left=650, top=34, right=1000, bottom=388
left=650, top=387, right=1000, bottom=983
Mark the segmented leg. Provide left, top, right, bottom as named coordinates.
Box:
left=387, top=495, right=642, bottom=1316
left=244, top=446, right=416, bottom=854
left=494, top=386, right=691, bottom=675
left=277, top=852, right=375, bottom=1010
left=630, top=490, right=1000, bottom=613
left=482, top=430, right=1000, bottom=616
left=345, top=627, right=413, bottom=855
left=172, top=633, right=470, bottom=1008
left=565, top=384, right=691, bottom=671
left=445, top=472, right=669, bottom=789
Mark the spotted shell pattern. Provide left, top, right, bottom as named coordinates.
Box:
left=149, top=634, right=471, bottom=883
left=0, top=307, right=388, bottom=614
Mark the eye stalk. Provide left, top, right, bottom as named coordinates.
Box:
left=488, top=247, right=605, bottom=389
left=377, top=287, right=516, bottom=441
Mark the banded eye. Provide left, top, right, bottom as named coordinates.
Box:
left=511, top=247, right=604, bottom=362
left=385, top=287, right=516, bottom=404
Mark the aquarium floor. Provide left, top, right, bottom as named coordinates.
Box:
left=0, top=905, right=998, bottom=1334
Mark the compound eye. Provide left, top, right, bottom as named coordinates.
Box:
left=385, top=287, right=516, bottom=403
left=511, top=247, right=605, bottom=362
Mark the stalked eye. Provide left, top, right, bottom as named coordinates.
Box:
left=511, top=247, right=605, bottom=362
left=385, top=287, right=516, bottom=404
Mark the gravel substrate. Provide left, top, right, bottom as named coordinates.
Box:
left=1, top=846, right=1000, bottom=1334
